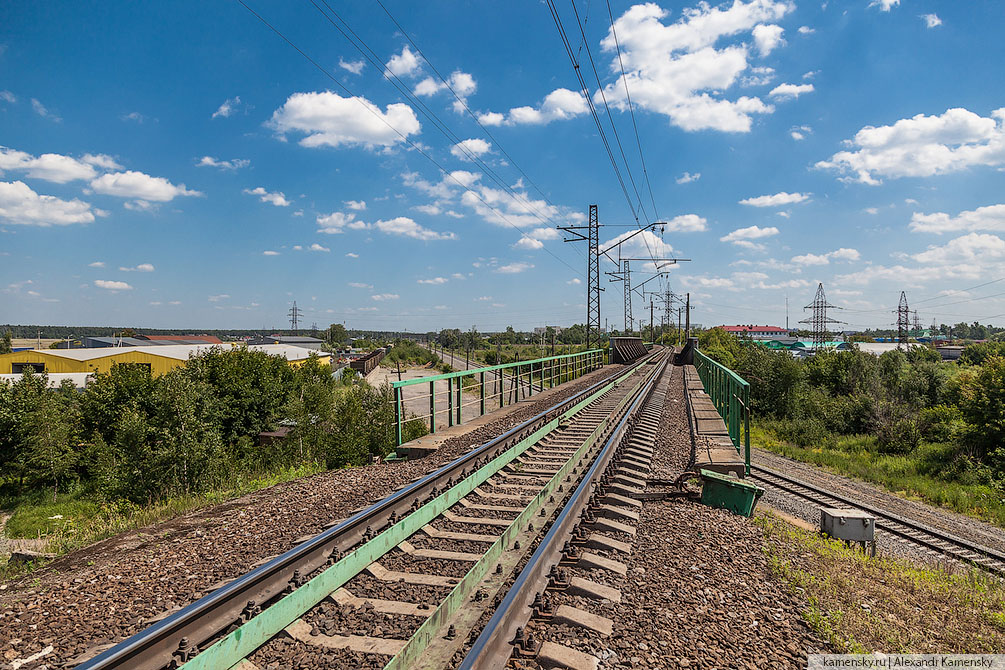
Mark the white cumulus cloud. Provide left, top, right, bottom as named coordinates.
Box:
left=909, top=204, right=1005, bottom=234
left=922, top=13, right=942, bottom=28
left=243, top=186, right=290, bottom=207
left=198, top=156, right=250, bottom=170
left=450, top=138, right=492, bottom=161
left=339, top=58, right=364, bottom=75
left=417, top=277, right=448, bottom=285
left=374, top=216, right=456, bottom=241
left=0, top=180, right=98, bottom=226
left=91, top=171, right=201, bottom=201
left=310, top=243, right=330, bottom=252
left=0, top=146, right=107, bottom=183
left=768, top=83, right=814, bottom=99
left=478, top=89, right=588, bottom=126
left=496, top=262, right=534, bottom=274
left=870, top=0, right=899, bottom=10
left=212, top=96, right=241, bottom=119
left=119, top=263, right=155, bottom=272
left=94, top=280, right=132, bottom=291
left=816, top=107, right=1005, bottom=184
left=740, top=191, right=810, bottom=207
left=594, top=1, right=793, bottom=133
left=371, top=293, right=400, bottom=301
left=752, top=24, right=785, bottom=55
left=269, top=91, right=421, bottom=149
left=662, top=214, right=708, bottom=232
left=720, top=225, right=778, bottom=250
left=791, top=248, right=860, bottom=265
left=676, top=171, right=701, bottom=184
left=386, top=45, right=420, bottom=77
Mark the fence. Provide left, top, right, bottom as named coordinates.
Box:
left=693, top=349, right=751, bottom=472
left=392, top=349, right=605, bottom=446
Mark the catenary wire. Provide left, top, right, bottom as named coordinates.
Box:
left=236, top=0, right=586, bottom=279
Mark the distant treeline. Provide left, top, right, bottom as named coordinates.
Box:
left=2, top=325, right=296, bottom=340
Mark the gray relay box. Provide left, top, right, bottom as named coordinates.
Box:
left=820, top=507, right=875, bottom=543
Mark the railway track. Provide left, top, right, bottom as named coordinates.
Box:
left=749, top=465, right=1005, bottom=577
left=77, top=348, right=669, bottom=670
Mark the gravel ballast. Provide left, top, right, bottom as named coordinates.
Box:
left=0, top=365, right=620, bottom=669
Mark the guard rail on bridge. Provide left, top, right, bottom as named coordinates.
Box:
left=693, top=349, right=751, bottom=472
left=392, top=349, right=604, bottom=446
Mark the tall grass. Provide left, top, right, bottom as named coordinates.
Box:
left=753, top=423, right=1005, bottom=528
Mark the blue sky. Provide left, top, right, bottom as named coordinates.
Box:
left=2, top=0, right=1005, bottom=333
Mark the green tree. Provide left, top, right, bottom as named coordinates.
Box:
left=955, top=355, right=1005, bottom=472
left=24, top=387, right=79, bottom=501
left=1, top=329, right=13, bottom=354
left=326, top=323, right=348, bottom=348
left=0, top=368, right=50, bottom=489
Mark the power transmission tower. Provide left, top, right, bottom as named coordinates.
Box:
left=896, top=292, right=910, bottom=347
left=288, top=300, right=303, bottom=335
left=912, top=310, right=921, bottom=335
left=558, top=204, right=602, bottom=349
left=799, top=283, right=844, bottom=345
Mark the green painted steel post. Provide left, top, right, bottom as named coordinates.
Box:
left=394, top=386, right=402, bottom=446
left=499, top=368, right=504, bottom=408
left=456, top=375, right=462, bottom=424
left=429, top=380, right=436, bottom=434
left=480, top=371, right=485, bottom=415
left=447, top=377, right=454, bottom=427
left=744, top=385, right=751, bottom=474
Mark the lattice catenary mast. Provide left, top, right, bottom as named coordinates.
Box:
left=559, top=204, right=603, bottom=349
left=799, top=283, right=844, bottom=345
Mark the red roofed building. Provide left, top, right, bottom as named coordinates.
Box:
left=716, top=325, right=791, bottom=339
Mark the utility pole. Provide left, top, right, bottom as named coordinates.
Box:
left=559, top=204, right=602, bottom=351
left=678, top=306, right=683, bottom=345
left=685, top=293, right=690, bottom=339
left=785, top=295, right=789, bottom=332
left=650, top=299, right=654, bottom=343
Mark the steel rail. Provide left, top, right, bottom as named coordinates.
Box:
left=457, top=354, right=667, bottom=669
left=77, top=350, right=659, bottom=670
left=750, top=464, right=1005, bottom=575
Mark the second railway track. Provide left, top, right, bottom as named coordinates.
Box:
left=78, top=348, right=671, bottom=670
left=750, top=464, right=1005, bottom=577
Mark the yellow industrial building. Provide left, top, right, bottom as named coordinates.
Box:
left=0, top=344, right=331, bottom=377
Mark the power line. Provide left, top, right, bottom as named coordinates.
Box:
left=604, top=0, right=659, bottom=220
left=236, top=0, right=585, bottom=279
left=545, top=0, right=638, bottom=225
left=568, top=0, right=651, bottom=225
left=308, top=0, right=578, bottom=256
left=373, top=0, right=571, bottom=226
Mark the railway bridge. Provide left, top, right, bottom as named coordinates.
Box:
left=4, top=341, right=1004, bottom=670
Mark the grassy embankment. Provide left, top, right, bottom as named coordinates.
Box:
left=757, top=513, right=1005, bottom=652
left=752, top=423, right=1005, bottom=529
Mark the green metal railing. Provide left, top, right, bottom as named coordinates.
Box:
left=693, top=349, right=751, bottom=473
left=392, top=349, right=604, bottom=446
